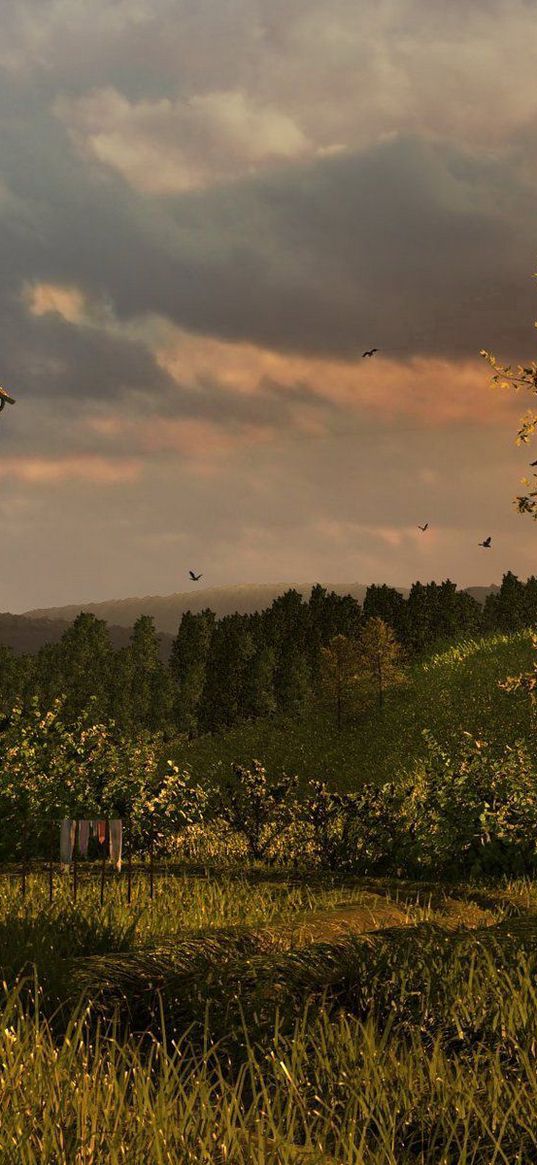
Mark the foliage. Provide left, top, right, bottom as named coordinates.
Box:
left=482, top=332, right=537, bottom=516
left=358, top=616, right=406, bottom=709
left=300, top=779, right=405, bottom=872
left=404, top=730, right=537, bottom=877
left=0, top=698, right=201, bottom=859
left=209, top=758, right=298, bottom=860
left=318, top=633, right=362, bottom=729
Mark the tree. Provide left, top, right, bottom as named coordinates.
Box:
left=124, top=615, right=174, bottom=734
left=318, top=633, right=362, bottom=730
left=242, top=643, right=277, bottom=719
left=482, top=322, right=537, bottom=517
left=363, top=584, right=407, bottom=643
left=169, top=609, right=215, bottom=736
left=199, top=614, right=256, bottom=731
left=358, top=617, right=406, bottom=710
left=493, top=572, right=527, bottom=633
left=34, top=613, right=113, bottom=722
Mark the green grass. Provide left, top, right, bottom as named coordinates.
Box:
left=4, top=626, right=537, bottom=1160
left=169, top=629, right=537, bottom=789
left=3, top=879, right=537, bottom=1162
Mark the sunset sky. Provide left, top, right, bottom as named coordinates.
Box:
left=1, top=0, right=537, bottom=611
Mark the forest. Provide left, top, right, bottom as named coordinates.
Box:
left=0, top=571, right=533, bottom=736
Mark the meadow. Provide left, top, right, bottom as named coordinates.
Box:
left=3, top=627, right=537, bottom=1162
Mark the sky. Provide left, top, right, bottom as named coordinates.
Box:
left=1, top=0, right=537, bottom=611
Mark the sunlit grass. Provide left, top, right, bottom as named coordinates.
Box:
left=168, top=629, right=537, bottom=790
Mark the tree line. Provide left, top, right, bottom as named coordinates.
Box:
left=0, top=572, right=535, bottom=737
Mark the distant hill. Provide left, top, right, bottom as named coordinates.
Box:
left=464, top=584, right=500, bottom=604
left=0, top=613, right=174, bottom=661
left=24, top=583, right=398, bottom=634
left=23, top=580, right=498, bottom=636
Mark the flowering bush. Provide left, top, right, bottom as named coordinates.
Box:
left=403, top=730, right=537, bottom=877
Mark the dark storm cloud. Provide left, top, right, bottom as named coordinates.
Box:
left=2, top=78, right=536, bottom=396
left=0, top=0, right=536, bottom=615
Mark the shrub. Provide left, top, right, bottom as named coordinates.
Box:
left=300, top=780, right=406, bottom=873
left=209, top=759, right=298, bottom=860
left=404, top=730, right=537, bottom=877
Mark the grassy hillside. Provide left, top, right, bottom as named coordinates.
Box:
left=171, top=629, right=537, bottom=790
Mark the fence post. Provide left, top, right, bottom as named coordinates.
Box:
left=49, top=819, right=54, bottom=904
left=100, top=821, right=107, bottom=907
left=149, top=816, right=154, bottom=901
left=127, top=816, right=132, bottom=905
left=73, top=819, right=79, bottom=903
left=21, top=818, right=27, bottom=900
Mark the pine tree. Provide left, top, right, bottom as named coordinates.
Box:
left=524, top=576, right=537, bottom=627
left=169, top=609, right=215, bottom=736
left=127, top=615, right=174, bottom=734
left=274, top=641, right=312, bottom=718
left=199, top=615, right=256, bottom=731
left=495, top=572, right=527, bottom=632
left=243, top=643, right=277, bottom=719
left=363, top=584, right=407, bottom=643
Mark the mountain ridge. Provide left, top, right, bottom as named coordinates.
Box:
left=23, top=581, right=501, bottom=636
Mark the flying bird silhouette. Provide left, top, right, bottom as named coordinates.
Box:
left=189, top=571, right=203, bottom=581
left=478, top=537, right=492, bottom=548
left=418, top=523, right=429, bottom=532
left=362, top=348, right=378, bottom=358
left=0, top=387, right=15, bottom=412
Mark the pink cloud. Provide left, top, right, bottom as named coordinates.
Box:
left=156, top=327, right=521, bottom=427
left=0, top=455, right=142, bottom=484
left=24, top=282, right=87, bottom=324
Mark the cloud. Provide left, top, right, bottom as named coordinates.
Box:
left=155, top=323, right=524, bottom=425
left=0, top=0, right=536, bottom=610
left=55, top=88, right=311, bottom=192
left=25, top=281, right=87, bottom=324
left=0, top=455, right=142, bottom=484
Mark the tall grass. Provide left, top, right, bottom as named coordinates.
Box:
left=3, top=933, right=537, bottom=1163
left=2, top=871, right=537, bottom=1160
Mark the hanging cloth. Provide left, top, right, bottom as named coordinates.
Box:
left=60, top=819, right=76, bottom=866
left=78, top=820, right=90, bottom=858
left=109, top=819, right=123, bottom=872
left=97, top=820, right=107, bottom=845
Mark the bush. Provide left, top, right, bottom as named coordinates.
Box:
left=403, top=731, right=537, bottom=877
left=209, top=759, right=298, bottom=860
left=300, top=780, right=406, bottom=873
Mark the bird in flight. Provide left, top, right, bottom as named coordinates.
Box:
left=478, top=536, right=492, bottom=548
left=189, top=571, right=203, bottom=581
left=362, top=348, right=378, bottom=358
left=0, top=387, right=15, bottom=412
left=418, top=523, right=429, bottom=532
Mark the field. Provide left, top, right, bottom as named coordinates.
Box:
left=3, top=628, right=537, bottom=1162
left=172, top=630, right=537, bottom=788
left=3, top=867, right=537, bottom=1162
